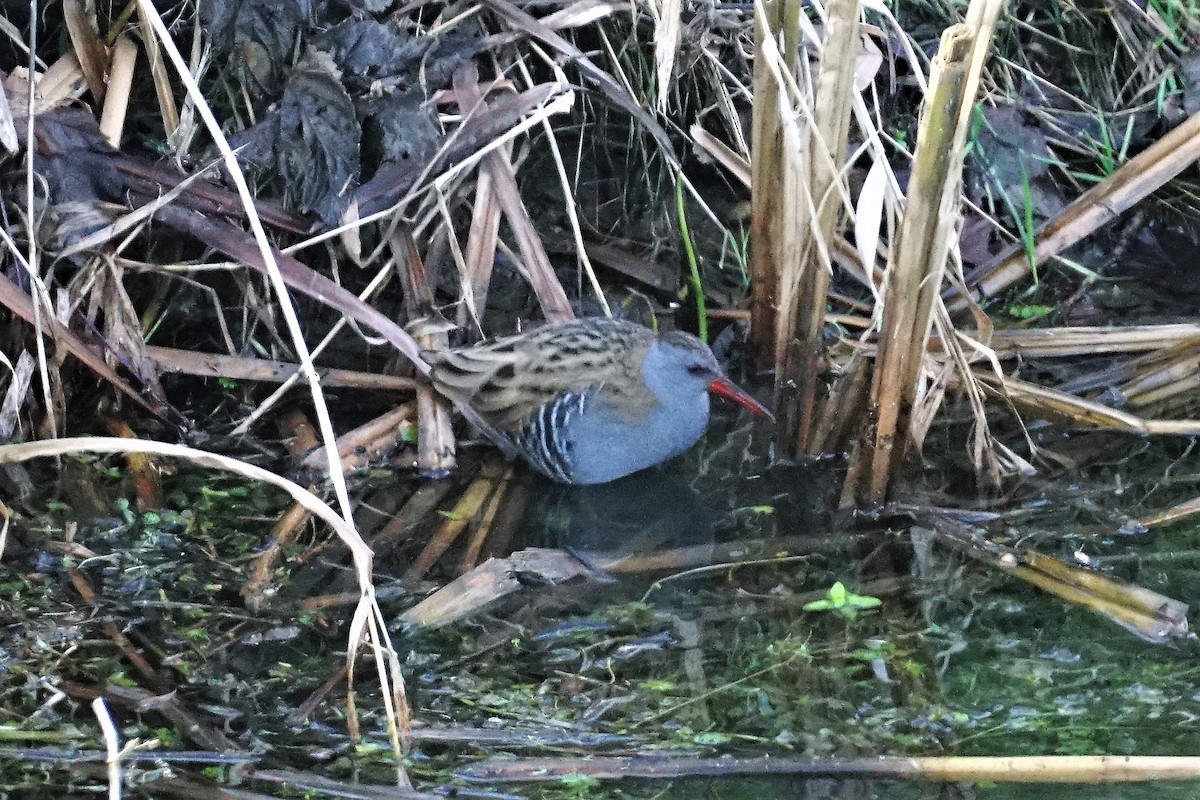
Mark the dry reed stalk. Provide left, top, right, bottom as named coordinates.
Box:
left=242, top=409, right=321, bottom=609
left=135, top=0, right=413, bottom=772
left=91, top=698, right=120, bottom=800
left=511, top=49, right=610, bottom=317
left=0, top=270, right=157, bottom=414
left=98, top=36, right=136, bottom=147
left=1008, top=560, right=1185, bottom=642
left=651, top=0, right=683, bottom=114
left=485, top=149, right=574, bottom=322
left=402, top=547, right=595, bottom=628
left=460, top=464, right=515, bottom=574
left=747, top=0, right=800, bottom=374
left=67, top=567, right=165, bottom=688
left=483, top=0, right=673, bottom=154
left=0, top=437, right=373, bottom=591
left=1126, top=377, right=1200, bottom=411
left=132, top=19, right=180, bottom=143
left=600, top=533, right=856, bottom=575
left=852, top=0, right=1005, bottom=504
left=540, top=0, right=624, bottom=29
left=1055, top=338, right=1200, bottom=396
left=146, top=345, right=418, bottom=392
left=229, top=250, right=408, bottom=434
left=459, top=753, right=1200, bottom=783
left=102, top=417, right=161, bottom=509
left=859, top=26, right=975, bottom=506
left=1120, top=343, right=1200, bottom=407
left=30, top=52, right=88, bottom=108
left=922, top=515, right=1188, bottom=642
left=986, top=325, right=1200, bottom=359
left=367, top=481, right=459, bottom=555
left=404, top=466, right=504, bottom=580
left=1136, top=493, right=1200, bottom=530
left=979, top=371, right=1200, bottom=435
left=0, top=351, right=34, bottom=446
left=478, top=474, right=530, bottom=560
left=808, top=353, right=870, bottom=455
left=777, top=0, right=860, bottom=455
left=933, top=301, right=1003, bottom=483
left=451, top=66, right=574, bottom=324
left=78, top=259, right=168, bottom=403
left=0, top=76, right=16, bottom=153
left=245, top=502, right=313, bottom=610
left=300, top=403, right=417, bottom=473
left=461, top=143, right=504, bottom=329
left=394, top=232, right=457, bottom=475
left=690, top=124, right=751, bottom=188
left=452, top=66, right=508, bottom=330
left=62, top=0, right=107, bottom=105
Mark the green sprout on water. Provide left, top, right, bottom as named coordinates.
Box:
left=803, top=582, right=882, bottom=620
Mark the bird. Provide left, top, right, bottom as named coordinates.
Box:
left=424, top=318, right=774, bottom=485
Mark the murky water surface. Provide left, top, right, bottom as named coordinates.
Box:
left=3, top=420, right=1199, bottom=798
left=466, top=421, right=1200, bottom=798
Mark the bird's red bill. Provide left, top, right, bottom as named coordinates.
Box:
left=708, top=377, right=775, bottom=423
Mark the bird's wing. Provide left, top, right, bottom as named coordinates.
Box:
left=426, top=321, right=650, bottom=429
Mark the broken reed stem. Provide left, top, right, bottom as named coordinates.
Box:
left=98, top=35, right=136, bottom=147
left=460, top=463, right=514, bottom=574
left=747, top=0, right=800, bottom=374
left=404, top=468, right=501, bottom=580
left=780, top=0, right=859, bottom=454
left=859, top=26, right=974, bottom=508
left=393, top=231, right=457, bottom=475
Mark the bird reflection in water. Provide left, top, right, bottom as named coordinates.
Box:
left=519, top=465, right=719, bottom=559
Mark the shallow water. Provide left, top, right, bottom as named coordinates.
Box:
left=474, top=423, right=1200, bottom=799
left=4, top=421, right=1199, bottom=798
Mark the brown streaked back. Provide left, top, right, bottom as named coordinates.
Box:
left=425, top=318, right=658, bottom=429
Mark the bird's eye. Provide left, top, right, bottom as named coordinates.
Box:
left=686, top=363, right=709, bottom=376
